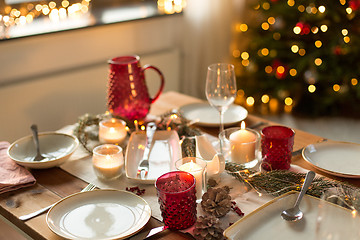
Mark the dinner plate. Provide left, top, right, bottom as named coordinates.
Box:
left=47, top=190, right=151, bottom=240
left=179, top=103, right=248, bottom=127
left=302, top=141, right=360, bottom=178
left=125, top=130, right=181, bottom=184
left=224, top=191, right=355, bottom=240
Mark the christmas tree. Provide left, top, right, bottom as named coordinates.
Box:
left=234, top=0, right=360, bottom=117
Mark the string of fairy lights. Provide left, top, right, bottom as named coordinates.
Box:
left=0, top=0, right=186, bottom=38
left=233, top=0, right=360, bottom=115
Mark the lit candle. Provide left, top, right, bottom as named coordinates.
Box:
left=229, top=121, right=257, bottom=164
left=92, top=144, right=124, bottom=180
left=177, top=158, right=206, bottom=200
left=99, top=118, right=127, bottom=144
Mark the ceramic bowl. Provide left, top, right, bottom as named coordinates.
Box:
left=7, top=132, right=79, bottom=169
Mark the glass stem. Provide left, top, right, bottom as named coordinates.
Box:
left=219, top=110, right=225, bottom=154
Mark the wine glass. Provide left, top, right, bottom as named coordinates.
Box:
left=205, top=63, right=237, bottom=151
left=316, top=187, right=360, bottom=240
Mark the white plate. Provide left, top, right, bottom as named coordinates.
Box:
left=47, top=190, right=151, bottom=240
left=224, top=191, right=355, bottom=240
left=302, top=141, right=360, bottom=178
left=7, top=132, right=79, bottom=169
left=179, top=103, right=248, bottom=127
left=125, top=130, right=181, bottom=184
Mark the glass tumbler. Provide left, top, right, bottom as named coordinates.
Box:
left=261, top=125, right=295, bottom=171
left=155, top=171, right=197, bottom=230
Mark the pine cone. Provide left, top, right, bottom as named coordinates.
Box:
left=201, top=186, right=231, bottom=218
left=193, top=215, right=224, bottom=240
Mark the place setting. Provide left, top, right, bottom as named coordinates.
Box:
left=3, top=59, right=360, bottom=240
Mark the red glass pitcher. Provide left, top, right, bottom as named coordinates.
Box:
left=107, top=55, right=165, bottom=121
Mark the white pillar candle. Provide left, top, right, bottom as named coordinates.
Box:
left=92, top=144, right=124, bottom=180
left=229, top=121, right=257, bottom=164
left=99, top=118, right=127, bottom=144
left=177, top=158, right=206, bottom=200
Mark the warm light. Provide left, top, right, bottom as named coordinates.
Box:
left=268, top=17, right=275, bottom=24
left=318, top=6, right=326, bottom=13
left=141, top=125, right=145, bottom=131
left=246, top=97, right=255, bottom=106
left=287, top=0, right=295, bottom=6
left=346, top=7, right=353, bottom=14
left=333, top=84, right=340, bottom=92
left=261, top=48, right=269, bottom=56
left=284, top=97, right=293, bottom=106
left=242, top=60, right=250, bottom=66
left=351, top=78, right=358, bottom=86
left=315, top=58, right=322, bottom=66
left=291, top=45, right=299, bottom=53
left=320, top=25, right=328, bottom=32
left=237, top=89, right=245, bottom=96
left=62, top=0, right=70, bottom=8
left=299, top=49, right=306, bottom=56
left=340, top=0, right=346, bottom=5
left=232, top=50, right=240, bottom=58
left=315, top=40, right=322, bottom=48
left=344, top=36, right=350, bottom=43
left=261, top=94, right=270, bottom=103
left=308, top=85, right=316, bottom=93
left=265, top=66, right=273, bottom=74
left=262, top=22, right=270, bottom=30
left=262, top=2, right=270, bottom=10
left=352, top=210, right=357, bottom=218
left=241, top=52, right=249, bottom=60
left=293, top=26, right=301, bottom=34
left=42, top=6, right=50, bottom=15
left=273, top=32, right=281, bottom=40
left=240, top=121, right=246, bottom=130
left=342, top=29, right=348, bottom=36
left=49, top=1, right=56, bottom=9
left=277, top=66, right=285, bottom=74
left=35, top=4, right=43, bottom=11
left=289, top=69, right=297, bottom=76
left=298, top=5, right=305, bottom=12
left=238, top=23, right=248, bottom=32
left=311, top=27, right=319, bottom=34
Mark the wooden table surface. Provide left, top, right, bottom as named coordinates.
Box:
left=0, top=91, right=358, bottom=240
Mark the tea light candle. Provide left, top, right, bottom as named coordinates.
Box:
left=229, top=121, right=257, bottom=164
left=92, top=144, right=124, bottom=180
left=177, top=158, right=206, bottom=201
left=99, top=118, right=127, bottom=144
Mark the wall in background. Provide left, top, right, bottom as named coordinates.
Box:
left=0, top=15, right=182, bottom=142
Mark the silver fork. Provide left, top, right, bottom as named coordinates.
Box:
left=19, top=183, right=96, bottom=221
left=137, top=122, right=157, bottom=179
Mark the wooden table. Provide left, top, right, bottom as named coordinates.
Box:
left=0, top=91, right=358, bottom=240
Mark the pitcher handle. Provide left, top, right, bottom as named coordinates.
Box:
left=142, top=65, right=165, bottom=103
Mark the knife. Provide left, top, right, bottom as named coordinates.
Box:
left=137, top=122, right=157, bottom=179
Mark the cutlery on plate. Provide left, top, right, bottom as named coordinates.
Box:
left=30, top=124, right=47, bottom=162
left=137, top=122, right=157, bottom=179
left=19, top=183, right=96, bottom=221
left=281, top=171, right=315, bottom=222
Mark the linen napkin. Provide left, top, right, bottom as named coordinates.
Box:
left=195, top=135, right=225, bottom=177
left=0, top=142, right=36, bottom=194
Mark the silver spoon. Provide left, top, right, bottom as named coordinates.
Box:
left=281, top=170, right=315, bottom=222
left=30, top=124, right=46, bottom=162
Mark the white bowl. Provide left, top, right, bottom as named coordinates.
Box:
left=7, top=132, right=79, bottom=169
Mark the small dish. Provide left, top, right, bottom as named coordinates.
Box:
left=7, top=132, right=79, bottom=169
left=47, top=189, right=151, bottom=240
left=302, top=141, right=360, bottom=178
left=125, top=130, right=181, bottom=184
left=224, top=191, right=356, bottom=240
left=179, top=102, right=248, bottom=127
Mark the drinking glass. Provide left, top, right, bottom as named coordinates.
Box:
left=316, top=187, right=360, bottom=240
left=205, top=63, right=237, bottom=136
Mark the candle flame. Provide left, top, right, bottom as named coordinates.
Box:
left=241, top=121, right=246, bottom=130
left=190, top=160, right=194, bottom=169
left=352, top=209, right=357, bottom=218
left=111, top=118, right=116, bottom=123
left=141, top=125, right=145, bottom=131
left=109, top=127, right=116, bottom=133
left=106, top=155, right=111, bottom=160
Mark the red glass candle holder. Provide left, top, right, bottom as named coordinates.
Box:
left=155, top=171, right=197, bottom=230
left=261, top=125, right=295, bottom=171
